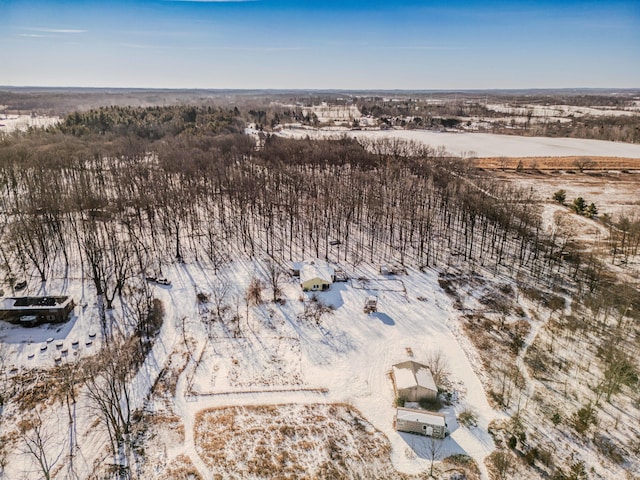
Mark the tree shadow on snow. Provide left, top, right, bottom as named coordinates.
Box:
left=316, top=281, right=348, bottom=310
left=371, top=312, right=395, bottom=326
left=399, top=431, right=467, bottom=461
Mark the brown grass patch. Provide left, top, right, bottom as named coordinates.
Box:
left=474, top=156, right=640, bottom=171
left=159, top=454, right=203, bottom=480
left=193, top=403, right=415, bottom=479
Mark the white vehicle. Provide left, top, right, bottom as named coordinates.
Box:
left=156, top=277, right=171, bottom=286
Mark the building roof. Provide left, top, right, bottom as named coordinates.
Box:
left=300, top=261, right=334, bottom=284
left=396, top=407, right=446, bottom=427
left=392, top=361, right=438, bottom=393
left=0, top=296, right=73, bottom=311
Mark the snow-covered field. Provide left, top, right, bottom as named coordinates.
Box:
left=276, top=127, right=640, bottom=159
left=151, top=259, right=496, bottom=478
left=486, top=103, right=640, bottom=118
left=1, top=257, right=497, bottom=478
left=0, top=114, right=59, bottom=132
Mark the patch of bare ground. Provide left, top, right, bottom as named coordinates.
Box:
left=473, top=156, right=640, bottom=171
left=193, top=403, right=412, bottom=479
left=152, top=348, right=190, bottom=402
left=442, top=454, right=481, bottom=480
left=131, top=412, right=186, bottom=477
left=158, top=454, right=203, bottom=480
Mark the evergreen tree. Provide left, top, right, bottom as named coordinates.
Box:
left=572, top=197, right=587, bottom=215
left=553, top=189, right=567, bottom=204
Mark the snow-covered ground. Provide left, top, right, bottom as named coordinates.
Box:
left=0, top=114, right=60, bottom=132
left=151, top=259, right=496, bottom=477
left=276, top=127, right=640, bottom=159
left=486, top=103, right=640, bottom=118
left=1, top=257, right=498, bottom=478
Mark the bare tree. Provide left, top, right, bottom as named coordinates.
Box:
left=264, top=258, right=284, bottom=302
left=57, top=361, right=81, bottom=480
left=18, top=413, right=64, bottom=480
left=573, top=157, right=595, bottom=173
left=0, top=343, right=8, bottom=410
left=210, top=282, right=230, bottom=323
left=426, top=349, right=450, bottom=391
left=246, top=276, right=264, bottom=307
left=82, top=342, right=138, bottom=479
left=488, top=450, right=515, bottom=480
left=596, top=345, right=637, bottom=402
left=426, top=436, right=443, bottom=477
left=304, top=294, right=335, bottom=326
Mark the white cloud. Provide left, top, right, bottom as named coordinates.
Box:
left=118, top=43, right=163, bottom=49
left=23, top=27, right=87, bottom=34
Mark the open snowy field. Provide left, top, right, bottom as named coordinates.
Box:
left=0, top=114, right=60, bottom=132
left=143, top=259, right=496, bottom=478
left=276, top=127, right=640, bottom=159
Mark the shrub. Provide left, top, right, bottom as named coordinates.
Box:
left=419, top=396, right=443, bottom=411
left=196, top=291, right=210, bottom=303
left=572, top=403, right=597, bottom=435
left=553, top=189, right=566, bottom=204
left=525, top=447, right=538, bottom=465
left=457, top=408, right=478, bottom=428
left=246, top=276, right=264, bottom=306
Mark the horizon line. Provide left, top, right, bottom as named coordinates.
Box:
left=2, top=85, right=639, bottom=93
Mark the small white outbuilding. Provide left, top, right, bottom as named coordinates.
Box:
left=392, top=360, right=438, bottom=401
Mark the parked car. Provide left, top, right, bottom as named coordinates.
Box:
left=156, top=277, right=171, bottom=286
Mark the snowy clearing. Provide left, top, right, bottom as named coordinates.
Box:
left=0, top=114, right=59, bottom=132
left=150, top=259, right=496, bottom=478
left=276, top=127, right=640, bottom=159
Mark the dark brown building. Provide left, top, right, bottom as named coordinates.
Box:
left=0, top=296, right=75, bottom=327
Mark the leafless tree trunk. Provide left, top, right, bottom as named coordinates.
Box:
left=82, top=342, right=138, bottom=480
left=264, top=258, right=284, bottom=302
left=18, top=413, right=64, bottom=480
left=426, top=436, right=443, bottom=477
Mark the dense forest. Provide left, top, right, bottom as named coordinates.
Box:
left=0, top=106, right=594, bottom=294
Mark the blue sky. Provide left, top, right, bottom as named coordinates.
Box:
left=0, top=0, right=638, bottom=89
